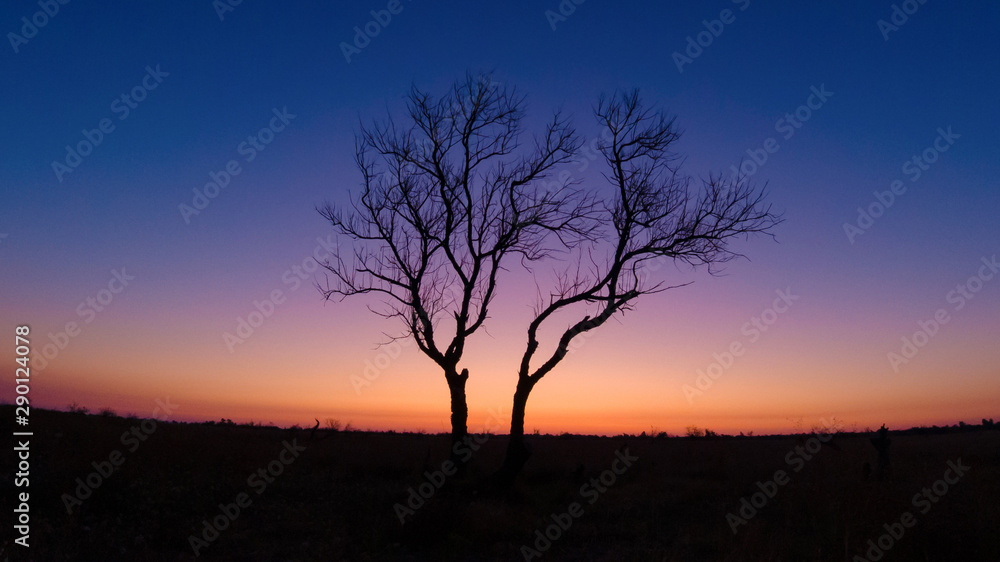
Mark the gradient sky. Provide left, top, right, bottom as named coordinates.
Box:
left=2, top=1, right=998, bottom=436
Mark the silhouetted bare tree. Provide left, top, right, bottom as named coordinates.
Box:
left=317, top=73, right=597, bottom=465
left=496, top=91, right=782, bottom=484
left=320, top=75, right=780, bottom=483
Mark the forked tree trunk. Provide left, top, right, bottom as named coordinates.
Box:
left=446, top=369, right=470, bottom=472
left=496, top=377, right=535, bottom=486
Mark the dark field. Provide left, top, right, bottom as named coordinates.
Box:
left=3, top=406, right=998, bottom=561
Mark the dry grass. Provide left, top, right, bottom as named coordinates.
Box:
left=5, top=406, right=998, bottom=560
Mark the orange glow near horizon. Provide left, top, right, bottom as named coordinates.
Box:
left=16, top=285, right=999, bottom=437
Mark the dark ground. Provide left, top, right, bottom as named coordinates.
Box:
left=2, top=406, right=998, bottom=561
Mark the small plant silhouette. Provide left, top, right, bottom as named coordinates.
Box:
left=685, top=425, right=705, bottom=438
left=67, top=402, right=89, bottom=415
left=868, top=424, right=892, bottom=481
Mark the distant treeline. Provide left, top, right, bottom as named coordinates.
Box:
left=12, top=406, right=999, bottom=438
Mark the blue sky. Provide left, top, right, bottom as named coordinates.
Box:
left=1, top=1, right=998, bottom=433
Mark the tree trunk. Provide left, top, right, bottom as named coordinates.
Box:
left=446, top=369, right=470, bottom=472
left=496, top=377, right=535, bottom=487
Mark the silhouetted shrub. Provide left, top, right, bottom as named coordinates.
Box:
left=67, top=402, right=88, bottom=415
